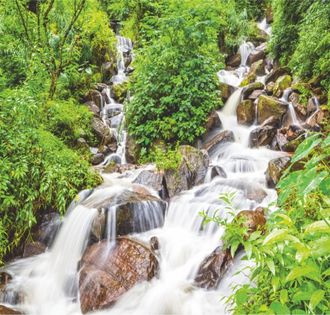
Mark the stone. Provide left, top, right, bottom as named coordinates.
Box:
left=306, top=97, right=318, bottom=116
left=95, top=83, right=108, bottom=92
left=150, top=236, right=160, bottom=251
left=266, top=157, right=291, bottom=188
left=265, top=82, right=275, bottom=95
left=226, top=54, right=241, bottom=68
left=194, top=247, right=232, bottom=289
left=103, top=163, right=138, bottom=174
left=266, top=6, right=273, bottom=23
left=242, top=82, right=264, bottom=99
left=261, top=116, right=281, bottom=128
left=102, top=61, right=117, bottom=81
left=101, top=88, right=111, bottom=104
left=79, top=237, right=159, bottom=314
left=85, top=90, right=103, bottom=109
left=210, top=166, right=227, bottom=180
left=305, top=110, right=325, bottom=128
left=249, top=125, right=277, bottom=148
left=249, top=59, right=266, bottom=76
left=205, top=111, right=222, bottom=132
left=235, top=207, right=267, bottom=238
left=0, top=305, right=22, bottom=315
left=164, top=146, right=209, bottom=198
left=248, top=89, right=264, bottom=101
left=90, top=208, right=106, bottom=242
left=133, top=170, right=165, bottom=197
left=111, top=82, right=128, bottom=103
left=203, top=130, right=235, bottom=154
left=77, top=138, right=89, bottom=150
left=273, top=75, right=292, bottom=98
left=91, top=153, right=105, bottom=165
left=23, top=241, right=46, bottom=258
left=125, top=134, right=140, bottom=164
left=240, top=72, right=256, bottom=87
left=237, top=100, right=255, bottom=126
left=247, top=43, right=266, bottom=66
left=286, top=125, right=305, bottom=141
left=219, top=83, right=235, bottom=102
left=84, top=101, right=100, bottom=115
left=257, top=95, right=287, bottom=124
left=282, top=135, right=305, bottom=152
left=265, top=67, right=290, bottom=85
left=91, top=117, right=117, bottom=147
left=289, top=92, right=307, bottom=118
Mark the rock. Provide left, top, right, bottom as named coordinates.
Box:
left=91, top=153, right=105, bottom=165
left=282, top=135, right=305, bottom=152
left=91, top=117, right=117, bottom=147
left=273, top=75, right=292, bottom=98
left=306, top=97, right=318, bottom=115
left=257, top=95, right=287, bottom=124
left=203, top=130, right=235, bottom=153
left=126, top=66, right=134, bottom=74
left=235, top=207, right=267, bottom=238
left=0, top=272, right=12, bottom=287
left=23, top=241, right=46, bottom=258
left=164, top=146, right=209, bottom=198
left=85, top=90, right=103, bottom=109
left=266, top=157, right=291, bottom=188
left=265, top=82, right=275, bottom=95
left=205, top=111, right=222, bottom=132
left=261, top=116, right=281, bottom=128
left=79, top=237, right=159, bottom=314
left=111, top=82, right=128, bottom=103
left=125, top=134, right=140, bottom=164
left=305, top=110, right=325, bottom=128
left=90, top=208, right=106, bottom=242
left=150, top=236, right=160, bottom=251
left=240, top=72, right=256, bottom=87
left=289, top=92, right=307, bottom=118
left=219, top=83, right=235, bottom=102
left=237, top=100, right=255, bottom=126
left=265, top=67, right=290, bottom=85
left=249, top=59, right=266, bottom=76
left=84, top=101, right=100, bottom=115
left=266, top=6, right=273, bottom=23
left=194, top=247, right=232, bottom=289
left=103, top=163, right=138, bottom=174
left=97, top=145, right=112, bottom=155
left=249, top=125, right=277, bottom=148
left=248, top=89, right=264, bottom=101
left=226, top=54, right=241, bottom=67
left=77, top=138, right=89, bottom=150
left=133, top=170, right=165, bottom=197
left=0, top=305, right=22, bottom=314
left=210, top=166, right=227, bottom=180
left=286, top=125, right=305, bottom=141
left=102, top=61, right=117, bottom=81
left=101, top=89, right=111, bottom=104
left=242, top=82, right=264, bottom=99
left=95, top=83, right=108, bottom=92
left=247, top=43, right=266, bottom=66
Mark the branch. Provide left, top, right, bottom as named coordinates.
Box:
left=14, top=0, right=30, bottom=41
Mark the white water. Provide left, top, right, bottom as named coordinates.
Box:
left=258, top=18, right=271, bottom=36
left=280, top=88, right=301, bottom=126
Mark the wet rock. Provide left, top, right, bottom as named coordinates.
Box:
left=91, top=117, right=117, bottom=147
left=266, top=157, right=291, bottom=188
left=261, top=116, right=281, bottom=128
left=23, top=241, right=46, bottom=258
left=226, top=54, right=241, bottom=68
left=91, top=153, right=105, bottom=165
left=126, top=66, right=134, bottom=74
left=76, top=138, right=89, bottom=150
left=242, top=82, right=264, bottom=99
left=248, top=89, right=264, bottom=101
left=219, top=83, right=235, bottom=102
left=257, top=95, right=287, bottom=124
left=0, top=272, right=12, bottom=287
left=103, top=163, right=138, bottom=174
left=79, top=237, right=159, bottom=314
left=235, top=207, right=267, bottom=237
left=210, top=166, right=227, bottom=180
left=205, top=111, right=222, bottom=132
left=307, top=97, right=318, bottom=116
left=102, top=61, right=117, bottom=81
left=265, top=82, right=275, bottom=95
left=305, top=110, right=325, bottom=129
left=164, top=146, right=209, bottom=198
left=0, top=305, right=22, bottom=314
left=95, top=83, right=108, bottom=92
left=249, top=59, right=266, bottom=76
left=133, top=170, right=165, bottom=197
left=237, top=100, right=255, bottom=126
left=125, top=134, right=140, bottom=164
left=247, top=43, right=266, bottom=66
left=101, top=89, right=111, bottom=104
left=84, top=101, right=100, bottom=116
left=286, top=125, right=305, bottom=141
left=240, top=72, right=256, bottom=87
left=265, top=67, right=290, bottom=85
left=194, top=247, right=232, bottom=289
left=150, top=236, right=159, bottom=251
left=90, top=208, right=106, bottom=242
left=203, top=130, right=235, bottom=154
left=111, top=82, right=128, bottom=103
left=273, top=75, right=292, bottom=98
left=85, top=90, right=103, bottom=109
left=289, top=92, right=307, bottom=118
left=249, top=125, right=277, bottom=148
left=97, top=145, right=111, bottom=156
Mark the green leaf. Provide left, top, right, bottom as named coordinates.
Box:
left=270, top=301, right=290, bottom=314
left=286, top=265, right=320, bottom=283
left=291, top=133, right=322, bottom=163
left=263, top=229, right=288, bottom=245
left=310, top=237, right=330, bottom=257
left=280, top=289, right=288, bottom=305
left=309, top=289, right=325, bottom=310
left=266, top=259, right=276, bottom=276
left=304, top=220, right=330, bottom=234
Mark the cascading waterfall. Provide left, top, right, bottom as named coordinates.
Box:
left=281, top=88, right=301, bottom=126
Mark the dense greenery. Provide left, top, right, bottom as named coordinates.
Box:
left=270, top=0, right=330, bottom=92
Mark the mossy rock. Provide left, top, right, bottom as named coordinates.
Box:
left=240, top=73, right=256, bottom=87
left=273, top=75, right=292, bottom=97
left=237, top=100, right=255, bottom=126
left=242, top=82, right=264, bottom=99
left=249, top=59, right=266, bottom=77
left=112, top=81, right=128, bottom=103
left=257, top=95, right=287, bottom=124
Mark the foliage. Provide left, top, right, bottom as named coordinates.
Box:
left=0, top=89, right=101, bottom=263
left=202, top=134, right=330, bottom=314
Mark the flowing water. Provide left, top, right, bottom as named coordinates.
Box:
left=1, top=34, right=289, bottom=315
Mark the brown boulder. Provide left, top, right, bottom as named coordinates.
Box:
left=79, top=237, right=159, bottom=313
left=202, top=130, right=235, bottom=153
left=205, top=111, right=222, bottom=132
left=266, top=157, right=291, bottom=188
left=257, top=95, right=287, bottom=124
left=265, top=67, right=290, bottom=85
left=0, top=305, right=22, bottom=315
left=125, top=134, right=140, bottom=164
left=194, top=247, right=232, bottom=289
left=226, top=54, right=241, bottom=68
left=85, top=90, right=103, bottom=109
left=22, top=241, right=46, bottom=258
left=237, top=100, right=255, bottom=126
left=249, top=59, right=266, bottom=76
left=133, top=170, right=166, bottom=198
left=242, top=82, right=264, bottom=99
left=249, top=126, right=277, bottom=148
left=235, top=207, right=267, bottom=238
left=247, top=43, right=266, bottom=66
left=289, top=92, right=307, bottom=118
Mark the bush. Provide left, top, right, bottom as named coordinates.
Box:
left=0, top=89, right=101, bottom=263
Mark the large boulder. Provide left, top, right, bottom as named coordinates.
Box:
left=0, top=305, right=22, bottom=314
left=133, top=170, right=166, bottom=198
left=273, top=75, right=292, bottom=98
left=248, top=59, right=266, bottom=77
left=205, top=110, right=222, bottom=132
left=237, top=100, right=255, bottom=126
left=235, top=207, right=267, bottom=238
left=266, top=157, right=291, bottom=188
left=202, top=130, right=235, bottom=154
left=79, top=237, right=159, bottom=314
left=257, top=95, right=287, bottom=124
left=250, top=125, right=277, bottom=148
left=85, top=90, right=103, bottom=109
left=247, top=43, right=266, bottom=66
left=289, top=92, right=307, bottom=118
left=242, top=82, right=264, bottom=99
left=111, top=82, right=128, bottom=103
left=125, top=134, right=140, bottom=164
left=210, top=166, right=227, bottom=180
left=305, top=110, right=325, bottom=129
left=226, top=54, right=241, bottom=68
left=219, top=83, right=235, bottom=102
left=91, top=153, right=105, bottom=165
left=194, top=247, right=232, bottom=289
left=91, top=117, right=117, bottom=148
left=164, top=146, right=209, bottom=198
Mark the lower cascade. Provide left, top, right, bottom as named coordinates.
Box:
left=0, top=12, right=327, bottom=315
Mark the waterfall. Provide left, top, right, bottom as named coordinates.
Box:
left=239, top=41, right=255, bottom=67
left=280, top=88, right=301, bottom=126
